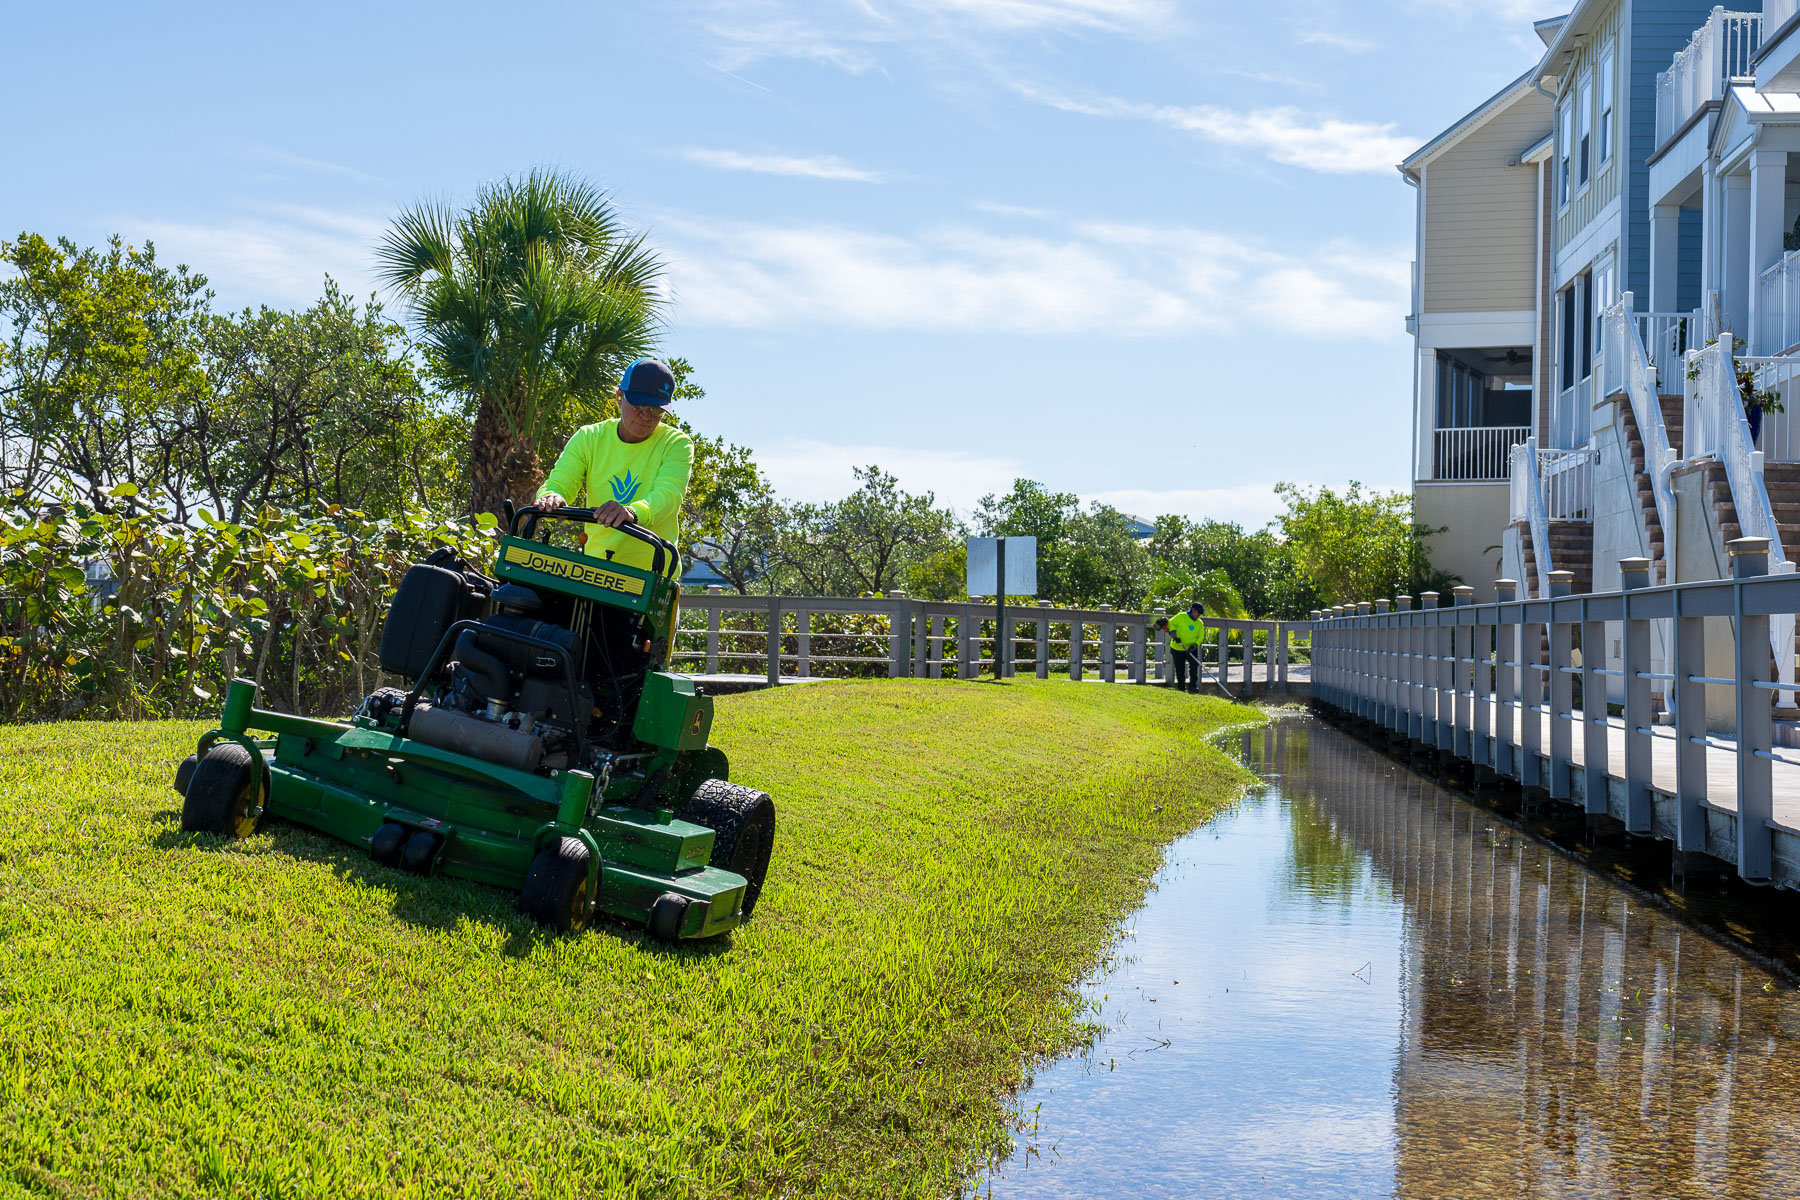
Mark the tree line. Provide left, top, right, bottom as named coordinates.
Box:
left=3, top=168, right=1454, bottom=645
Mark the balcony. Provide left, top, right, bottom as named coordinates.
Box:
left=1655, top=9, right=1762, bottom=150
left=1433, top=426, right=1530, bottom=482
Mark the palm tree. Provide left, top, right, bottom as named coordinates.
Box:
left=375, top=170, right=664, bottom=517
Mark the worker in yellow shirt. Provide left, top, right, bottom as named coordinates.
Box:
left=1162, top=601, right=1206, bottom=695
left=535, top=357, right=693, bottom=574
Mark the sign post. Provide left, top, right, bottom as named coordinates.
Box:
left=966, top=536, right=1037, bottom=678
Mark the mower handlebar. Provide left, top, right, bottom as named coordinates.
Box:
left=509, top=504, right=681, bottom=578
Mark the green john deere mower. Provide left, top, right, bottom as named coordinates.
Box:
left=174, top=505, right=774, bottom=940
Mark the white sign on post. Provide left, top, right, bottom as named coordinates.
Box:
left=966, top=536, right=1037, bottom=678
left=965, top=536, right=1037, bottom=597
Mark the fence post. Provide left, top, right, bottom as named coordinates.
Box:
left=1580, top=582, right=1609, bottom=815
left=1732, top=536, right=1775, bottom=880
left=1451, top=587, right=1474, bottom=760
left=1673, top=580, right=1708, bottom=849
left=1394, top=596, right=1414, bottom=739
left=1216, top=623, right=1230, bottom=693
left=913, top=604, right=929, bottom=678
left=1547, top=570, right=1574, bottom=801
left=1494, top=580, right=1518, bottom=777
left=1131, top=616, right=1148, bottom=684
left=1098, top=607, right=1116, bottom=683
left=1620, top=558, right=1654, bottom=832
left=1276, top=621, right=1289, bottom=691
left=1371, top=601, right=1391, bottom=727
left=795, top=607, right=811, bottom=679
left=1520, top=579, right=1544, bottom=789
left=960, top=602, right=979, bottom=680
left=1416, top=593, right=1439, bottom=748
left=1070, top=615, right=1085, bottom=682
left=706, top=585, right=722, bottom=673
left=888, top=591, right=911, bottom=678
left=930, top=613, right=947, bottom=679
left=766, top=596, right=782, bottom=687
left=1037, top=602, right=1052, bottom=679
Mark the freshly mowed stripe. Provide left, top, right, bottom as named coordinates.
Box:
left=0, top=679, right=1255, bottom=1198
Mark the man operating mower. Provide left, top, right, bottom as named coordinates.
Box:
left=1158, top=601, right=1206, bottom=695
left=535, top=356, right=692, bottom=568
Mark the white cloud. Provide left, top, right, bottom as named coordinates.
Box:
left=127, top=206, right=385, bottom=308
left=658, top=214, right=1408, bottom=339
left=245, top=145, right=388, bottom=185
left=692, top=0, right=1175, bottom=72
left=679, top=147, right=889, bottom=182
left=1297, top=29, right=1376, bottom=53
left=1021, top=85, right=1418, bottom=174
left=970, top=200, right=1056, bottom=220
left=755, top=440, right=1026, bottom=512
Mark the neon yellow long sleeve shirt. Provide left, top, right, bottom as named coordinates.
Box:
left=1168, top=611, right=1205, bottom=651
left=536, top=419, right=694, bottom=572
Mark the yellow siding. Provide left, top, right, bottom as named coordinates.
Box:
left=1421, top=91, right=1553, bottom=313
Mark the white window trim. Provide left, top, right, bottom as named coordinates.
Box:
left=1598, top=41, right=1615, bottom=166
left=1576, top=67, right=1594, bottom=199
left=1558, top=98, right=1574, bottom=212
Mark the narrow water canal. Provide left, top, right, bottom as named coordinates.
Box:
left=980, top=716, right=1800, bottom=1199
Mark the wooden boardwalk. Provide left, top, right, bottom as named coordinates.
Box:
left=1372, top=699, right=1800, bottom=886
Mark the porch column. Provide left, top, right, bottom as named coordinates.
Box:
left=1748, top=149, right=1789, bottom=353
left=1721, top=170, right=1752, bottom=341
left=1416, top=346, right=1437, bottom=481
left=1650, top=203, right=1682, bottom=315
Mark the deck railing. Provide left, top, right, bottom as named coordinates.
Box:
left=1656, top=8, right=1762, bottom=149
left=1307, top=546, right=1800, bottom=890
left=1686, top=338, right=1796, bottom=699
left=1540, top=446, right=1596, bottom=520
left=1742, top=353, right=1800, bottom=461
left=1509, top=439, right=1553, bottom=596
left=1602, top=293, right=1679, bottom=579
left=1432, top=425, right=1529, bottom=482
left=1757, top=247, right=1800, bottom=355
left=670, top=589, right=1311, bottom=689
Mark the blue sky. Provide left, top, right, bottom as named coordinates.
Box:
left=6, top=0, right=1567, bottom=527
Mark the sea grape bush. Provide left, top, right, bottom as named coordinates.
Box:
left=0, top=489, right=495, bottom=721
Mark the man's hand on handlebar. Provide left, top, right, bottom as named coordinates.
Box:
left=537, top=492, right=567, bottom=513
left=595, top=500, right=635, bottom=528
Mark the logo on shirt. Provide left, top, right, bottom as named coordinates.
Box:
left=610, top=470, right=641, bottom=503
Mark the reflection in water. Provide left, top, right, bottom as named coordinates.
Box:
left=982, top=718, right=1800, bottom=1199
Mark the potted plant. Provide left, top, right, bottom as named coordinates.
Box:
left=1690, top=336, right=1786, bottom=444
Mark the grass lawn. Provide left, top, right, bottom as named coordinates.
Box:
left=0, top=678, right=1257, bottom=1199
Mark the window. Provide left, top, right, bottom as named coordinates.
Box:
left=1578, top=73, right=1592, bottom=188
left=1598, top=46, right=1614, bottom=163
left=1559, top=101, right=1572, bottom=205
left=1593, top=261, right=1615, bottom=353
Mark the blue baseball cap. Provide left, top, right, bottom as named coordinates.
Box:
left=619, top=357, right=677, bottom=407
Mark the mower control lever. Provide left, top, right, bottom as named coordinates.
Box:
left=510, top=504, right=680, bottom=578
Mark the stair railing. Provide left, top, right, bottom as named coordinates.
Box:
left=1510, top=437, right=1552, bottom=596
left=1603, top=292, right=1679, bottom=582
left=1689, top=335, right=1797, bottom=698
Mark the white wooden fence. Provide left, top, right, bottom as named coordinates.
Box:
left=671, top=588, right=1311, bottom=690
left=1308, top=542, right=1800, bottom=890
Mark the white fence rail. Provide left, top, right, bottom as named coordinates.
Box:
left=1433, top=425, right=1528, bottom=482
left=1743, top=353, right=1800, bottom=462
left=1687, top=337, right=1796, bottom=697
left=1603, top=294, right=1680, bottom=579
left=669, top=589, right=1311, bottom=690
left=1758, top=247, right=1800, bottom=355
left=1656, top=8, right=1762, bottom=148
left=1541, top=446, right=1596, bottom=520
left=1309, top=547, right=1800, bottom=890
left=1510, top=439, right=1553, bottom=595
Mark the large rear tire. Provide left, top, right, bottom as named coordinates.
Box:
left=518, top=836, right=593, bottom=933
left=680, top=780, right=775, bottom=920
left=180, top=743, right=260, bottom=839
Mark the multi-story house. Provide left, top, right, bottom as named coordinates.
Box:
left=1410, top=1, right=1800, bottom=722
left=1401, top=67, right=1552, bottom=602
